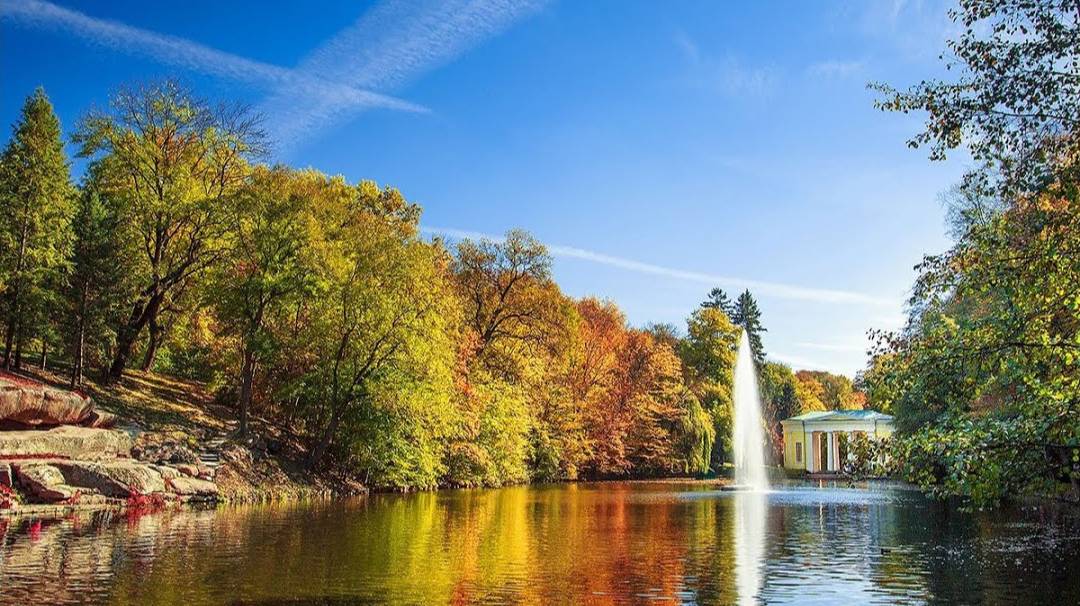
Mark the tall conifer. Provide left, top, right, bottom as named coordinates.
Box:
left=0, top=88, right=74, bottom=369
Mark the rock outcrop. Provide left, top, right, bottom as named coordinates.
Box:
left=0, top=376, right=96, bottom=427
left=52, top=460, right=168, bottom=498
left=0, top=375, right=223, bottom=510
left=0, top=425, right=132, bottom=460
left=12, top=461, right=78, bottom=501
left=9, top=458, right=219, bottom=504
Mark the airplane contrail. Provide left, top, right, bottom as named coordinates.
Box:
left=422, top=226, right=895, bottom=306
left=0, top=0, right=427, bottom=115
left=258, top=0, right=549, bottom=148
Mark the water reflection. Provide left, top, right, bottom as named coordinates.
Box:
left=733, top=492, right=766, bottom=605
left=1, top=482, right=1078, bottom=605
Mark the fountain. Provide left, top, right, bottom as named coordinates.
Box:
left=726, top=329, right=770, bottom=491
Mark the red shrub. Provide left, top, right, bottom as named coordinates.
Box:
left=0, top=483, right=15, bottom=509
left=125, top=484, right=166, bottom=512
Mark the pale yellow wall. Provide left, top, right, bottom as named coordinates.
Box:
left=782, top=424, right=805, bottom=470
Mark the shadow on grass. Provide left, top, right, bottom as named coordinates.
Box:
left=2, top=362, right=232, bottom=434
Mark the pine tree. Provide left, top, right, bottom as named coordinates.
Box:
left=732, top=289, right=766, bottom=366
left=700, top=287, right=734, bottom=317
left=0, top=88, right=74, bottom=370
left=65, top=182, right=129, bottom=387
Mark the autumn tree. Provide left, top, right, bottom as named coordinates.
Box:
left=448, top=230, right=576, bottom=485
left=796, top=370, right=862, bottom=411
left=0, top=88, right=74, bottom=370
left=74, top=81, right=264, bottom=382
left=622, top=332, right=698, bottom=476
left=294, top=181, right=453, bottom=470
left=794, top=372, right=827, bottom=413
left=453, top=229, right=566, bottom=377
left=573, top=300, right=705, bottom=477
left=210, top=166, right=319, bottom=437
left=575, top=299, right=630, bottom=475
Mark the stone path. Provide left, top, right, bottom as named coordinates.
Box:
left=197, top=436, right=227, bottom=469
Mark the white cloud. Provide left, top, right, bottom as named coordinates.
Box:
left=422, top=225, right=894, bottom=307
left=714, top=57, right=779, bottom=97
left=674, top=31, right=778, bottom=98
left=3, top=0, right=550, bottom=147
left=806, top=59, right=866, bottom=78
left=0, top=0, right=426, bottom=115
left=259, top=0, right=549, bottom=148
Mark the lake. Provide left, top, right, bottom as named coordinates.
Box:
left=1, top=481, right=1078, bottom=605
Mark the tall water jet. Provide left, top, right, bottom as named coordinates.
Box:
left=732, top=329, right=769, bottom=490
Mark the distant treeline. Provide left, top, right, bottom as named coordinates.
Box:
left=0, top=82, right=860, bottom=489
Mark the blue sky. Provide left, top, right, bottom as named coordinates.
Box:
left=0, top=0, right=970, bottom=376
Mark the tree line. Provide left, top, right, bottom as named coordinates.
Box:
left=0, top=81, right=864, bottom=489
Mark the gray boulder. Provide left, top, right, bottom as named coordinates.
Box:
left=0, top=426, right=132, bottom=460
left=168, top=476, right=219, bottom=497
left=54, top=460, right=167, bottom=498
left=12, top=461, right=78, bottom=502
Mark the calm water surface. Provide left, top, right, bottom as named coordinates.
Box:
left=1, top=481, right=1078, bottom=605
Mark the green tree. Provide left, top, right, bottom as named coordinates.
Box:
left=75, top=81, right=264, bottom=382
left=871, top=0, right=1080, bottom=192
left=211, top=166, right=317, bottom=437
left=296, top=182, right=452, bottom=471
left=731, top=289, right=766, bottom=366
left=680, top=306, right=739, bottom=471
left=700, top=287, right=734, bottom=317
left=65, top=179, right=131, bottom=386
left=760, top=362, right=800, bottom=460
left=0, top=88, right=74, bottom=370
left=870, top=0, right=1080, bottom=505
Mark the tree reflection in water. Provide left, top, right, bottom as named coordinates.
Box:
left=1, top=482, right=1078, bottom=605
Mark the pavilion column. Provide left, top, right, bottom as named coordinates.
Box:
left=833, top=433, right=842, bottom=472
left=806, top=432, right=815, bottom=472
left=826, top=432, right=836, bottom=472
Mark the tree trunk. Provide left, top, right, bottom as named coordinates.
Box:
left=238, top=346, right=256, bottom=438
left=140, top=316, right=164, bottom=372
left=40, top=338, right=47, bottom=371
left=70, top=286, right=87, bottom=388
left=4, top=206, right=30, bottom=371
left=2, top=314, right=15, bottom=371
left=108, top=291, right=164, bottom=383
left=306, top=405, right=345, bottom=470
left=70, top=322, right=84, bottom=388
left=13, top=328, right=23, bottom=370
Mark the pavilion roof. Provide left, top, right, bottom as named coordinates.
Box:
left=783, top=410, right=893, bottom=423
